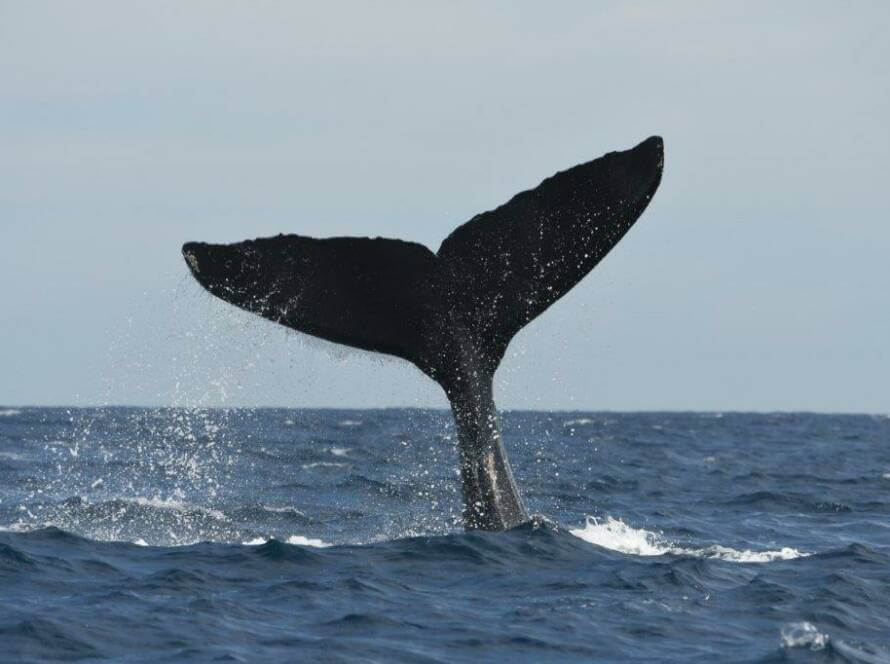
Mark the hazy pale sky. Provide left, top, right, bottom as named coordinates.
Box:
left=1, top=1, right=888, bottom=412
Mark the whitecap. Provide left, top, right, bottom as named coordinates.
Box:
left=781, top=621, right=829, bottom=650
left=126, top=496, right=228, bottom=522
left=570, top=516, right=809, bottom=563
left=242, top=534, right=331, bottom=547
left=338, top=419, right=362, bottom=427
left=262, top=505, right=305, bottom=516
left=563, top=417, right=594, bottom=427
left=286, top=534, right=331, bottom=548
left=0, top=451, right=26, bottom=461
left=0, top=522, right=35, bottom=533
left=132, top=538, right=149, bottom=547
left=301, top=461, right=347, bottom=470
left=701, top=545, right=806, bottom=563
left=328, top=447, right=350, bottom=457
left=0, top=408, right=21, bottom=417
left=570, top=516, right=668, bottom=556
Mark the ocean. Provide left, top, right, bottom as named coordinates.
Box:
left=1, top=407, right=889, bottom=662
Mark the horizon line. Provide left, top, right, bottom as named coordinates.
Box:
left=1, top=404, right=887, bottom=418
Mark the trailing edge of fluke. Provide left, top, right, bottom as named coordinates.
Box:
left=182, top=135, right=664, bottom=531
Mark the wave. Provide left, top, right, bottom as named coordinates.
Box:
left=123, top=495, right=228, bottom=521
left=261, top=504, right=306, bottom=516
left=3, top=523, right=332, bottom=551
left=726, top=490, right=853, bottom=513
left=286, top=534, right=331, bottom=547
left=780, top=622, right=890, bottom=664
left=781, top=621, right=829, bottom=650
left=5, top=502, right=814, bottom=563
left=2, top=495, right=235, bottom=546
left=570, top=516, right=809, bottom=563
left=0, top=408, right=21, bottom=417
left=1, top=494, right=337, bottom=549
left=3, top=517, right=819, bottom=568
left=243, top=535, right=330, bottom=548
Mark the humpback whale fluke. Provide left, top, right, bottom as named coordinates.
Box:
left=182, top=136, right=664, bottom=531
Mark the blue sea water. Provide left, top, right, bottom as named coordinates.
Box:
left=1, top=406, right=889, bottom=662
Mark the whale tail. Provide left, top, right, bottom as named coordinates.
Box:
left=182, top=136, right=664, bottom=529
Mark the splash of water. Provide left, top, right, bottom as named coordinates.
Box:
left=570, top=516, right=809, bottom=563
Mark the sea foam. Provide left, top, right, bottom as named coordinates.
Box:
left=781, top=621, right=829, bottom=650
left=241, top=535, right=331, bottom=548
left=570, top=516, right=808, bottom=563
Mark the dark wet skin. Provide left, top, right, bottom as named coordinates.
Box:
left=182, top=136, right=664, bottom=530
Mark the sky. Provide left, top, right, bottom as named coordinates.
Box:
left=1, top=1, right=888, bottom=412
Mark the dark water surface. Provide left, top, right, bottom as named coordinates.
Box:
left=1, top=407, right=889, bottom=662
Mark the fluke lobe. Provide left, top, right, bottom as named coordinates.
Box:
left=182, top=136, right=664, bottom=531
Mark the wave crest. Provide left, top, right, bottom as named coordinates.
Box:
left=570, top=516, right=809, bottom=563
